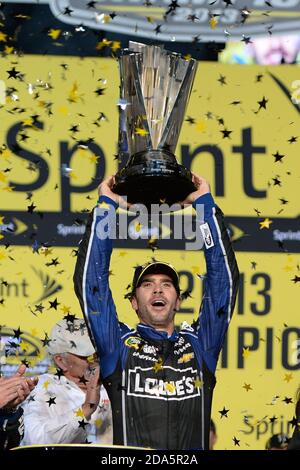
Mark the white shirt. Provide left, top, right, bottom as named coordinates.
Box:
left=21, top=373, right=112, bottom=446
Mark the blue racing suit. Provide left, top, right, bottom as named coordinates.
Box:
left=74, top=193, right=239, bottom=450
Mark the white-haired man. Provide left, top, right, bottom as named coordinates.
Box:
left=21, top=318, right=112, bottom=445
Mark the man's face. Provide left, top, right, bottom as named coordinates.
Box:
left=131, top=274, right=181, bottom=333
left=54, top=352, right=98, bottom=389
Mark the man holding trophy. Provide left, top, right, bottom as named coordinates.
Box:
left=74, top=43, right=239, bottom=450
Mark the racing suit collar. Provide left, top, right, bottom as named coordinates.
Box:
left=137, top=323, right=178, bottom=342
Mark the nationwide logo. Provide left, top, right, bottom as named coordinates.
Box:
left=125, top=336, right=142, bottom=350
left=0, top=327, right=46, bottom=366
left=127, top=366, right=201, bottom=401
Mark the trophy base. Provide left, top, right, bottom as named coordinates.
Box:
left=113, top=149, right=196, bottom=210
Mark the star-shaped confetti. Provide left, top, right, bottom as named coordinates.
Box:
left=272, top=176, right=281, bottom=186
left=78, top=419, right=88, bottom=429
left=165, top=382, right=176, bottom=393
left=48, top=29, right=61, bottom=40
left=46, top=397, right=56, bottom=407
left=220, top=128, right=232, bottom=139
left=289, top=416, right=299, bottom=428
left=243, top=383, right=253, bottom=392
left=63, top=7, right=73, bottom=16
left=41, top=334, right=51, bottom=347
left=48, top=298, right=60, bottom=310
left=242, top=347, right=251, bottom=358
left=217, top=75, right=226, bottom=86
left=34, top=303, right=45, bottom=314
left=79, top=375, right=88, bottom=385
left=152, top=358, right=163, bottom=373
left=55, top=368, right=64, bottom=379
left=46, top=258, right=60, bottom=267
left=13, top=327, right=23, bottom=339
left=43, top=380, right=50, bottom=390
left=282, top=396, right=293, bottom=404
left=257, top=96, right=268, bottom=110
left=75, top=407, right=85, bottom=417
left=193, top=376, right=204, bottom=388
left=27, top=202, right=37, bottom=213
left=272, top=151, right=285, bottom=163
left=94, top=87, right=106, bottom=96
left=185, top=116, right=195, bottom=125
left=218, top=406, right=229, bottom=418
left=209, top=15, right=218, bottom=30
left=269, top=415, right=278, bottom=424
left=135, top=127, right=149, bottom=136
left=7, top=67, right=20, bottom=79
left=259, top=218, right=273, bottom=229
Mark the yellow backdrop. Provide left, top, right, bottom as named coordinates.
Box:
left=0, top=55, right=299, bottom=449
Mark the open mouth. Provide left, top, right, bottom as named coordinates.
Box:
left=151, top=299, right=167, bottom=308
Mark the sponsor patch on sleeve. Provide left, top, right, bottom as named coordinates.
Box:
left=199, top=222, right=214, bottom=249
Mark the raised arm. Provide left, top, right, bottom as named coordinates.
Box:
left=73, top=176, right=129, bottom=378
left=182, top=174, right=239, bottom=373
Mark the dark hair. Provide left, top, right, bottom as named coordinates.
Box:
left=265, top=433, right=289, bottom=450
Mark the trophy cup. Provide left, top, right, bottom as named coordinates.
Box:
left=113, top=42, right=198, bottom=208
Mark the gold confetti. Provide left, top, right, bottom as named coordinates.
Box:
left=96, top=39, right=112, bottom=50
left=283, top=373, right=293, bottom=383
left=68, top=82, right=80, bottom=103
left=40, top=247, right=53, bottom=257
left=196, top=120, right=206, bottom=132
left=22, top=117, right=34, bottom=127
left=111, top=41, right=121, bottom=52
left=89, top=154, right=100, bottom=163
left=4, top=45, right=14, bottom=54
left=43, top=380, right=50, bottom=390
left=0, top=149, right=12, bottom=160
left=0, top=172, right=7, bottom=182
left=259, top=218, right=273, bottom=229
left=209, top=16, right=218, bottom=30
left=61, top=305, right=71, bottom=314
left=75, top=408, right=85, bottom=417
left=242, top=347, right=250, bottom=358
left=98, top=201, right=110, bottom=209
left=0, top=31, right=7, bottom=42
left=135, top=222, right=142, bottom=233
left=194, top=376, right=204, bottom=388
left=153, top=358, right=163, bottom=373
left=48, top=29, right=61, bottom=40
left=135, top=127, right=149, bottom=136
left=165, top=382, right=175, bottom=393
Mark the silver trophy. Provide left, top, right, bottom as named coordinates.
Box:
left=113, top=42, right=198, bottom=207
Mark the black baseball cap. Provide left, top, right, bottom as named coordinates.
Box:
left=131, top=261, right=180, bottom=296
